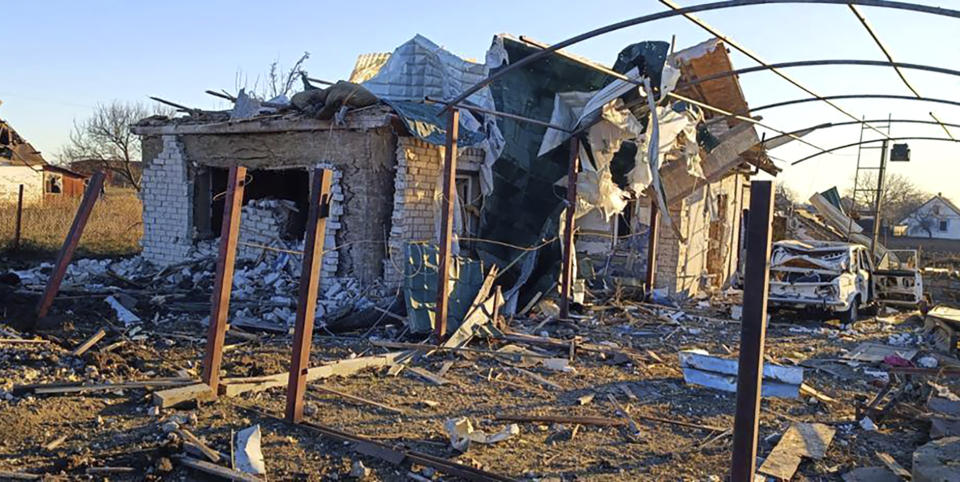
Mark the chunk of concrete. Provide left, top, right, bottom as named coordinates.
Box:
left=913, top=436, right=960, bottom=482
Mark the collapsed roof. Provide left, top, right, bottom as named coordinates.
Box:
left=0, top=117, right=47, bottom=168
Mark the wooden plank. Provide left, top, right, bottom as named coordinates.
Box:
left=559, top=137, right=579, bottom=319
left=758, top=423, right=836, bottom=480
left=201, top=165, right=246, bottom=394
left=177, top=428, right=221, bottom=463
left=221, top=351, right=410, bottom=397
left=175, top=455, right=260, bottom=482
left=513, top=367, right=561, bottom=390
left=406, top=366, right=453, bottom=386
left=22, top=378, right=194, bottom=395
left=34, top=171, right=106, bottom=321
left=876, top=452, right=912, bottom=480
left=310, top=385, right=406, bottom=414
left=70, top=328, right=106, bottom=357
left=153, top=383, right=215, bottom=408
left=434, top=108, right=460, bottom=340
left=285, top=168, right=332, bottom=424
left=731, top=180, right=775, bottom=482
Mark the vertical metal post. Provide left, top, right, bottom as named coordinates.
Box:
left=644, top=198, right=660, bottom=299
left=559, top=137, right=580, bottom=319
left=285, top=168, right=333, bottom=423
left=871, top=139, right=889, bottom=259
left=14, top=184, right=24, bottom=250
left=434, top=108, right=459, bottom=341
left=34, top=171, right=105, bottom=321
left=201, top=165, right=246, bottom=394
left=730, top=180, right=775, bottom=482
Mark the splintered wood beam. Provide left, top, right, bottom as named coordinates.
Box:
left=559, top=138, right=579, bottom=320
left=34, top=171, right=106, bottom=321
left=201, top=166, right=246, bottom=393
left=285, top=168, right=333, bottom=424
left=434, top=108, right=460, bottom=341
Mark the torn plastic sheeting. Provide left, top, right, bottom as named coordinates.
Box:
left=384, top=100, right=486, bottom=147
left=476, top=35, right=612, bottom=311
left=679, top=349, right=802, bottom=399
left=403, top=243, right=484, bottom=334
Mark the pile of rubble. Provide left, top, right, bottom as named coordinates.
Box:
left=7, top=239, right=383, bottom=333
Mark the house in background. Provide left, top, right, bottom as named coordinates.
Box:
left=1, top=116, right=88, bottom=204
left=898, top=194, right=960, bottom=239
left=69, top=159, right=142, bottom=189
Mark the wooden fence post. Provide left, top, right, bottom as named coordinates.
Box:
left=285, top=168, right=333, bottom=423
left=201, top=166, right=246, bottom=394
left=34, top=171, right=106, bottom=321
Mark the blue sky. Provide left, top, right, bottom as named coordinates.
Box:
left=2, top=0, right=957, bottom=200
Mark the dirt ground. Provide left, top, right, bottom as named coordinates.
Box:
left=2, top=256, right=959, bottom=480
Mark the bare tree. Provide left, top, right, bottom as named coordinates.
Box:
left=906, top=208, right=939, bottom=238
left=844, top=172, right=930, bottom=225
left=235, top=52, right=311, bottom=101
left=775, top=184, right=798, bottom=211
left=59, top=101, right=155, bottom=191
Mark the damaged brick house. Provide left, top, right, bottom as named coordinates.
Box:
left=130, top=34, right=774, bottom=312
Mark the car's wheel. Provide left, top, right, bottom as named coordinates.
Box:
left=841, top=298, right=859, bottom=324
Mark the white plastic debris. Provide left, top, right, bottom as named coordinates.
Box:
left=859, top=417, right=877, bottom=431
left=444, top=417, right=520, bottom=452
left=918, top=356, right=939, bottom=369
left=235, top=424, right=266, bottom=476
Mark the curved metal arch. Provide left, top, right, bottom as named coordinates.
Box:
left=677, top=60, right=960, bottom=90
left=750, top=94, right=960, bottom=113
left=442, top=0, right=960, bottom=110
left=790, top=136, right=960, bottom=165
left=766, top=119, right=960, bottom=144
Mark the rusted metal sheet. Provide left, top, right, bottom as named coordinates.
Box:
left=434, top=108, right=460, bottom=340
left=201, top=166, right=246, bottom=393
left=285, top=168, right=333, bottom=423
left=34, top=171, right=106, bottom=321
left=731, top=181, right=775, bottom=482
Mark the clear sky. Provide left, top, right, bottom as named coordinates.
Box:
left=2, top=0, right=957, bottom=201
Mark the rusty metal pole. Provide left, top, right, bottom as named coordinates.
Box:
left=730, top=180, right=775, bottom=482
left=559, top=137, right=580, bottom=319
left=871, top=139, right=889, bottom=259
left=201, top=165, right=246, bottom=394
left=434, top=108, right=459, bottom=341
left=644, top=198, right=661, bottom=300
left=14, top=184, right=24, bottom=250
left=285, top=168, right=333, bottom=423
left=34, top=171, right=105, bottom=321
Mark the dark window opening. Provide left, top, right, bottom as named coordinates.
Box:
left=206, top=167, right=311, bottom=240
left=940, top=220, right=949, bottom=232
left=46, top=174, right=62, bottom=194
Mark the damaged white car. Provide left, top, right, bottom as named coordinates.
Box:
left=767, top=241, right=875, bottom=323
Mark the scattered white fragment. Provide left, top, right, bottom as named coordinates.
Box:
left=444, top=417, right=520, bottom=452
left=859, top=417, right=877, bottom=431
left=918, top=356, right=939, bottom=369
left=105, top=295, right=141, bottom=326
left=235, top=424, right=266, bottom=476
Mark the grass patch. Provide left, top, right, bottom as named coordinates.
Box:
left=0, top=188, right=142, bottom=258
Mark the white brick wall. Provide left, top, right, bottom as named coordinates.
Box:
left=382, top=137, right=484, bottom=286
left=140, top=135, right=194, bottom=265
left=0, top=165, right=43, bottom=204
